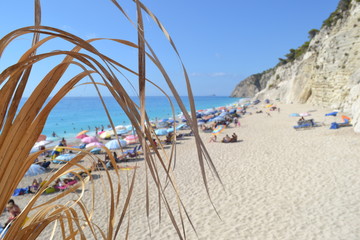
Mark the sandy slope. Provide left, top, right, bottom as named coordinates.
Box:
left=2, top=103, right=360, bottom=240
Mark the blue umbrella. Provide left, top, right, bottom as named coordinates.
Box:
left=167, top=128, right=174, bottom=133
left=105, top=139, right=127, bottom=150
left=167, top=119, right=179, bottom=124
left=176, top=124, right=187, bottom=130
left=155, top=129, right=168, bottom=136
left=219, top=112, right=228, bottom=117
left=210, top=116, right=225, bottom=122
left=156, top=121, right=169, bottom=128
left=116, top=129, right=129, bottom=135
left=53, top=153, right=77, bottom=164
left=289, top=113, right=300, bottom=117
left=25, top=164, right=46, bottom=176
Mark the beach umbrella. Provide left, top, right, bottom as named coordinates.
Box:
left=36, top=134, right=47, bottom=142
left=46, top=136, right=60, bottom=142
left=105, top=139, right=127, bottom=150
left=30, top=147, right=40, bottom=154
left=76, top=130, right=89, bottom=137
left=125, top=135, right=139, bottom=144
left=86, top=142, right=104, bottom=149
left=81, top=136, right=99, bottom=144
left=99, top=131, right=112, bottom=139
left=76, top=134, right=88, bottom=139
left=176, top=124, right=187, bottom=130
left=34, top=140, right=52, bottom=148
left=196, top=112, right=202, bottom=118
left=212, top=116, right=225, bottom=122
left=289, top=113, right=300, bottom=117
left=167, top=128, right=174, bottom=133
left=116, top=129, right=130, bottom=135
left=156, top=121, right=169, bottom=128
left=197, top=119, right=207, bottom=124
left=25, top=164, right=46, bottom=177
left=167, top=119, right=179, bottom=124
left=155, top=129, right=168, bottom=136
left=115, top=125, right=126, bottom=130
left=229, top=109, right=236, bottom=114
left=212, top=125, right=225, bottom=135
left=98, top=131, right=105, bottom=135
left=54, top=153, right=77, bottom=164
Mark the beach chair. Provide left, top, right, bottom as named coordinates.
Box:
left=123, top=146, right=139, bottom=155
left=338, top=118, right=352, bottom=127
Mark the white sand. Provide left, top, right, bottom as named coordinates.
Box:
left=3, top=103, right=360, bottom=239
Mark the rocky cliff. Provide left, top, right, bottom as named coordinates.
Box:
left=231, top=0, right=360, bottom=132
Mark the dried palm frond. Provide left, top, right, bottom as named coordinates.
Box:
left=0, top=0, right=221, bottom=239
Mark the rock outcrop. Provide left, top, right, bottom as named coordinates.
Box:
left=231, top=0, right=360, bottom=132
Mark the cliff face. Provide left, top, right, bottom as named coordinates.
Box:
left=231, top=0, right=360, bottom=132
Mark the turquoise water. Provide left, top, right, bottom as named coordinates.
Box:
left=22, top=96, right=241, bottom=140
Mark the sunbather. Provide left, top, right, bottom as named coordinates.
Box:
left=230, top=133, right=238, bottom=142
left=4, top=199, right=21, bottom=227
left=221, top=134, right=231, bottom=143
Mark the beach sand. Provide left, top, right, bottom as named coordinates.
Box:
left=3, top=102, right=360, bottom=239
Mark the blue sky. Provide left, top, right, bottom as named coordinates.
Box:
left=0, top=0, right=340, bottom=97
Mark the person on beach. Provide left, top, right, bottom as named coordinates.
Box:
left=222, top=134, right=231, bottom=143
left=4, top=199, right=21, bottom=227
left=230, top=133, right=238, bottom=142
left=233, top=118, right=238, bottom=127
left=209, top=135, right=217, bottom=143
left=61, top=138, right=67, bottom=146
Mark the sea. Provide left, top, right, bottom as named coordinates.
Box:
left=19, top=96, right=243, bottom=141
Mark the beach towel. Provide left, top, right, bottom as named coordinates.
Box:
left=330, top=122, right=339, bottom=129
left=13, top=187, right=31, bottom=196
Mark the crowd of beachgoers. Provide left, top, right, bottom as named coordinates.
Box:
left=1, top=98, right=358, bottom=239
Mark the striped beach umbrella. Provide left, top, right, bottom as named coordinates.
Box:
left=99, top=131, right=112, bottom=139
left=76, top=134, right=88, bottom=139
left=76, top=130, right=89, bottom=137
left=212, top=125, right=225, bottom=135
left=81, top=136, right=99, bottom=144
left=105, top=139, right=127, bottom=150
left=86, top=142, right=104, bottom=149
left=125, top=135, right=139, bottom=144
